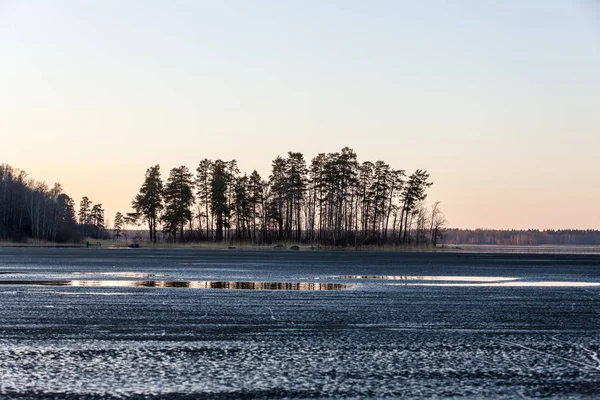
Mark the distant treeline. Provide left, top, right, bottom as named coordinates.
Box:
left=442, top=229, right=600, bottom=246
left=0, top=163, right=107, bottom=243
left=126, top=147, right=446, bottom=246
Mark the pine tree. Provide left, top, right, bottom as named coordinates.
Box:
left=132, top=165, right=164, bottom=243
left=162, top=166, right=194, bottom=242
left=269, top=156, right=287, bottom=240
left=90, top=203, right=105, bottom=238
left=233, top=174, right=250, bottom=240
left=195, top=159, right=213, bottom=240
left=248, top=170, right=264, bottom=243
left=56, top=193, right=78, bottom=242
left=429, top=202, right=446, bottom=247
left=358, top=161, right=374, bottom=243
left=114, top=212, right=124, bottom=239
left=308, top=153, right=326, bottom=243
left=78, top=196, right=92, bottom=237
left=400, top=170, right=433, bottom=243
left=210, top=160, right=228, bottom=242
left=285, top=152, right=308, bottom=242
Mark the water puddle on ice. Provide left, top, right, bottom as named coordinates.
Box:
left=336, top=275, right=517, bottom=282
left=0, top=280, right=350, bottom=291
left=71, top=272, right=165, bottom=278
left=395, top=281, right=600, bottom=287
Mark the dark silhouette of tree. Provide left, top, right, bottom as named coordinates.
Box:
left=195, top=159, right=213, bottom=240
left=24, top=180, right=49, bottom=240
left=162, top=166, right=194, bottom=242
left=224, top=160, right=239, bottom=241
left=400, top=170, right=433, bottom=243
left=285, top=152, right=308, bottom=242
left=0, top=164, right=81, bottom=243
left=114, top=212, right=124, bottom=239
left=55, top=193, right=78, bottom=242
left=429, top=201, right=446, bottom=247
left=370, top=161, right=391, bottom=243
left=358, top=161, right=374, bottom=243
left=210, top=160, right=228, bottom=242
left=247, top=170, right=265, bottom=243
left=132, top=165, right=164, bottom=243
left=78, top=196, right=92, bottom=237
left=90, top=203, right=105, bottom=238
left=337, top=147, right=359, bottom=244
left=268, top=156, right=287, bottom=241
left=233, top=174, right=250, bottom=240
left=307, top=154, right=325, bottom=243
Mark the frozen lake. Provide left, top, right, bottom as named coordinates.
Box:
left=0, top=248, right=599, bottom=399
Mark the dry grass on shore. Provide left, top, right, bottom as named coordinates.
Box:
left=2, top=240, right=597, bottom=254
left=0, top=238, right=444, bottom=252
left=0, top=239, right=83, bottom=248
left=92, top=239, right=444, bottom=252
left=5, top=240, right=597, bottom=255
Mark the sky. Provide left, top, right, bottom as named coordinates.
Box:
left=1, top=0, right=599, bottom=230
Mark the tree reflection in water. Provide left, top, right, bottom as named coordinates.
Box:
left=0, top=280, right=351, bottom=290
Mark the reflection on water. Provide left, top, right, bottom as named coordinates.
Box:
left=71, top=272, right=164, bottom=278
left=396, top=281, right=600, bottom=287
left=337, top=275, right=518, bottom=282
left=0, top=280, right=350, bottom=291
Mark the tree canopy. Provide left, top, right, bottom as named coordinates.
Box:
left=126, top=147, right=443, bottom=246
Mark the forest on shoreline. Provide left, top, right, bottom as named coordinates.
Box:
left=1, top=164, right=83, bottom=243
left=0, top=147, right=445, bottom=247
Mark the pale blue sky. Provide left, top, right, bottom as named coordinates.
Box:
left=1, top=1, right=599, bottom=229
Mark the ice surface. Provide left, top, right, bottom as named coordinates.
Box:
left=337, top=275, right=518, bottom=281
left=0, top=248, right=599, bottom=399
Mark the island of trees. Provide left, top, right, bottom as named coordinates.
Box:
left=125, top=147, right=446, bottom=247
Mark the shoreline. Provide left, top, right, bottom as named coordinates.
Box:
left=1, top=241, right=599, bottom=254
left=0, top=240, right=444, bottom=252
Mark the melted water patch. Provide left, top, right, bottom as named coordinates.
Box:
left=0, top=280, right=350, bottom=291
left=395, top=281, right=600, bottom=287
left=71, top=272, right=165, bottom=278
left=337, top=275, right=518, bottom=282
